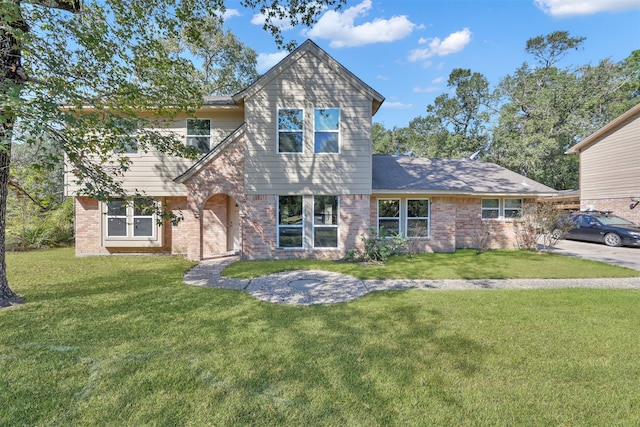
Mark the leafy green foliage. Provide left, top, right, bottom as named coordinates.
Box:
left=379, top=31, right=640, bottom=190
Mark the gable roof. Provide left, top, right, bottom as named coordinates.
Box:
left=174, top=123, right=245, bottom=183
left=566, top=103, right=640, bottom=154
left=233, top=39, right=385, bottom=115
left=372, top=155, right=557, bottom=196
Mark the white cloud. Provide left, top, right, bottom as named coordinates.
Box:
left=377, top=75, right=389, bottom=81
left=257, top=51, right=289, bottom=73
left=534, top=0, right=640, bottom=16
left=251, top=6, right=296, bottom=31
left=381, top=101, right=414, bottom=110
left=408, top=28, right=472, bottom=62
left=304, top=0, right=417, bottom=48
left=413, top=86, right=441, bottom=93
left=222, top=9, right=241, bottom=20
left=431, top=77, right=445, bottom=84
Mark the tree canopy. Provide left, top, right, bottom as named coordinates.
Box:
left=375, top=31, right=640, bottom=191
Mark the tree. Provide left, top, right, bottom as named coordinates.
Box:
left=418, top=68, right=493, bottom=158
left=487, top=32, right=639, bottom=190
left=163, top=15, right=260, bottom=96
left=0, top=0, right=346, bottom=306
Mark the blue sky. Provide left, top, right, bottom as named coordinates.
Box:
left=222, top=0, right=640, bottom=128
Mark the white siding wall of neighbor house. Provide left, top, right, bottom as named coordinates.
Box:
left=579, top=114, right=640, bottom=201
left=65, top=109, right=244, bottom=196
left=243, top=51, right=373, bottom=195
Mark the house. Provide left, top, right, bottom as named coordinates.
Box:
left=566, top=103, right=640, bottom=224
left=66, top=40, right=557, bottom=260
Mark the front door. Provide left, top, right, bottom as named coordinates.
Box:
left=227, top=198, right=240, bottom=252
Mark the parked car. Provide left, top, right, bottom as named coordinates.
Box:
left=554, top=211, right=640, bottom=247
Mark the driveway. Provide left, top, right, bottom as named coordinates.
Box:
left=552, top=239, right=640, bottom=271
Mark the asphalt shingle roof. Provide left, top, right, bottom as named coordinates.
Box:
left=372, top=155, right=557, bottom=195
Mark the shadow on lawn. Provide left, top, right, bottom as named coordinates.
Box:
left=234, top=293, right=490, bottom=416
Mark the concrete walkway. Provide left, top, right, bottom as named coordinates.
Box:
left=183, top=256, right=640, bottom=306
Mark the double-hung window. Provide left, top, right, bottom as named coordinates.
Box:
left=278, top=109, right=304, bottom=153
left=113, top=119, right=138, bottom=154
left=314, top=196, right=338, bottom=248
left=481, top=199, right=500, bottom=219
left=277, top=196, right=303, bottom=248
left=482, top=198, right=523, bottom=219
left=378, top=199, right=400, bottom=237
left=106, top=198, right=156, bottom=238
left=504, top=199, right=522, bottom=218
left=186, top=118, right=211, bottom=153
left=314, top=108, right=340, bottom=153
left=406, top=199, right=430, bottom=237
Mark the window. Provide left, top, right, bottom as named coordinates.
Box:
left=378, top=199, right=400, bottom=237
left=504, top=199, right=522, bottom=218
left=278, top=196, right=303, bottom=248
left=481, top=199, right=500, bottom=219
left=482, top=198, right=523, bottom=219
left=113, top=120, right=138, bottom=154
left=314, top=108, right=340, bottom=153
left=406, top=199, right=430, bottom=237
left=107, top=199, right=128, bottom=237
left=314, top=196, right=338, bottom=248
left=106, top=198, right=156, bottom=238
left=278, top=109, right=304, bottom=153
left=186, top=119, right=211, bottom=153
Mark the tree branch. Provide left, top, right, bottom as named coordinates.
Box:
left=26, top=0, right=82, bottom=13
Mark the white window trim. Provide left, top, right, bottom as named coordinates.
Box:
left=277, top=108, right=305, bottom=154
left=186, top=118, right=212, bottom=153
left=313, top=108, right=340, bottom=154
left=482, top=198, right=523, bottom=220
left=405, top=198, right=430, bottom=238
left=103, top=198, right=162, bottom=247
left=277, top=195, right=304, bottom=249
left=377, top=198, right=402, bottom=237
left=313, top=195, right=340, bottom=249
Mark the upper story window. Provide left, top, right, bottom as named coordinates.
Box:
left=314, top=108, right=340, bottom=153
left=106, top=198, right=156, bottom=238
left=186, top=118, right=211, bottom=153
left=278, top=109, right=304, bottom=153
left=113, top=120, right=138, bottom=155
left=406, top=199, right=430, bottom=238
left=482, top=198, right=523, bottom=219
left=378, top=199, right=400, bottom=237
left=277, top=195, right=303, bottom=248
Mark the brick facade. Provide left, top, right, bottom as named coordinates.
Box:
left=581, top=198, right=640, bottom=225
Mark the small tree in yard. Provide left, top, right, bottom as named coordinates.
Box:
left=0, top=0, right=345, bottom=307
left=514, top=200, right=569, bottom=251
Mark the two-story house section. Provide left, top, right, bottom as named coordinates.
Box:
left=67, top=40, right=557, bottom=260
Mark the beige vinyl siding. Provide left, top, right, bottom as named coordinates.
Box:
left=579, top=114, right=640, bottom=200
left=244, top=51, right=373, bottom=195
left=65, top=109, right=244, bottom=196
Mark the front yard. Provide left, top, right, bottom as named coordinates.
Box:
left=1, top=249, right=639, bottom=425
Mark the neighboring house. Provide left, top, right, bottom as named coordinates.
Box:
left=66, top=40, right=557, bottom=260
left=566, top=103, right=640, bottom=224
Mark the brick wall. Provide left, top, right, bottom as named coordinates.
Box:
left=184, top=137, right=246, bottom=261
left=240, top=194, right=370, bottom=260
left=74, top=197, right=108, bottom=256
left=581, top=198, right=640, bottom=224
left=74, top=196, right=180, bottom=256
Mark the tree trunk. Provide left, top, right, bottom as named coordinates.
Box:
left=0, top=133, right=20, bottom=305
left=0, top=1, right=27, bottom=306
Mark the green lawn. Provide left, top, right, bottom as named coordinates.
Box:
left=2, top=248, right=639, bottom=426
left=223, top=249, right=640, bottom=279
